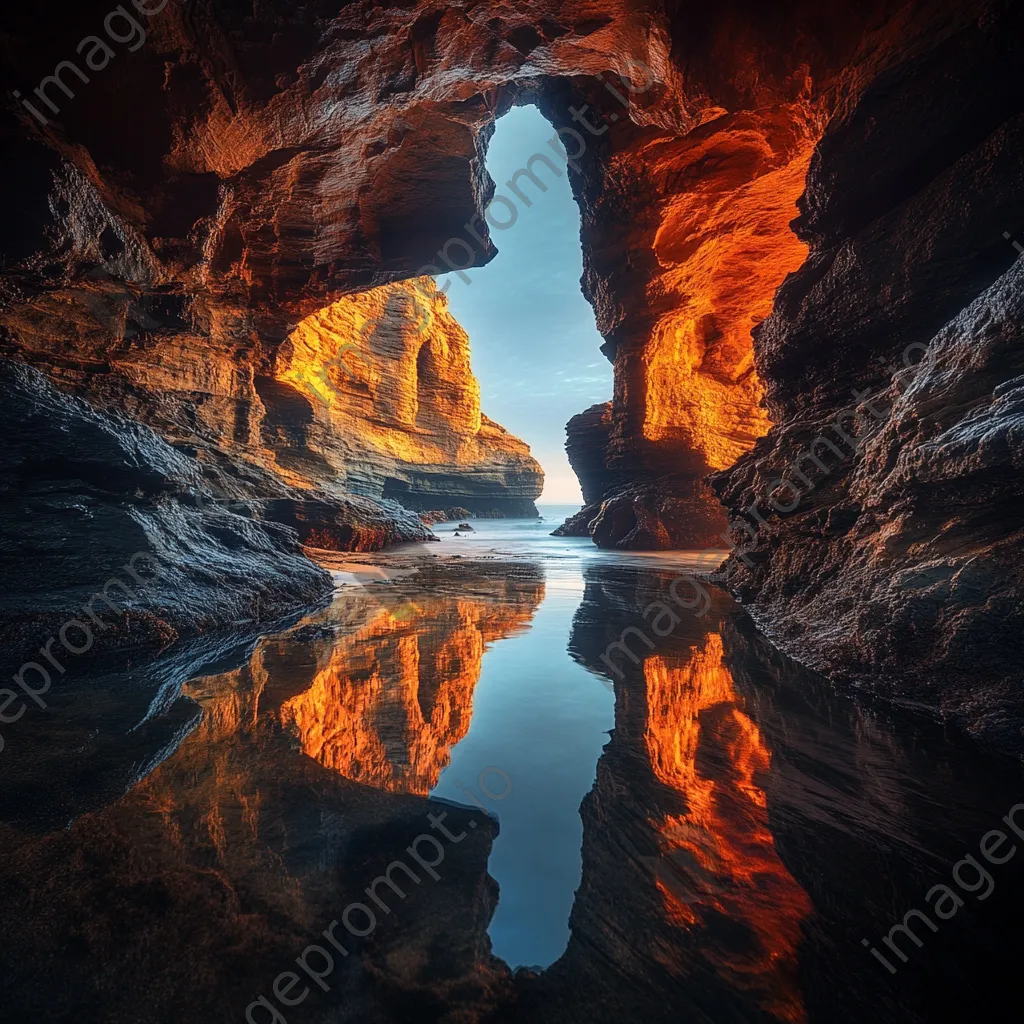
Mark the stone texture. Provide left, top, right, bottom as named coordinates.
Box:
left=711, top=0, right=1024, bottom=755
left=0, top=359, right=333, bottom=667
left=0, top=0, right=900, bottom=560
left=3, top=0, right=1024, bottom=748
left=276, top=277, right=543, bottom=514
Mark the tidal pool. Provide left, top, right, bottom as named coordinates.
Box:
left=1, top=516, right=1022, bottom=1024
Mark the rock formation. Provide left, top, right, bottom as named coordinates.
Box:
left=276, top=277, right=542, bottom=515
left=2, top=0, right=1023, bottom=748
left=0, top=0, right=903, bottom=574
left=0, top=359, right=333, bottom=667
left=711, top=0, right=1024, bottom=754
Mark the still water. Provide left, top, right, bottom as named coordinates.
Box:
left=0, top=510, right=1021, bottom=1023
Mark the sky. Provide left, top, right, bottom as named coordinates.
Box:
left=438, top=104, right=613, bottom=505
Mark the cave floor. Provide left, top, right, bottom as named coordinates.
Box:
left=0, top=519, right=1021, bottom=1023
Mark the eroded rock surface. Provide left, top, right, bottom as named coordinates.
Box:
left=0, top=359, right=333, bottom=666
left=2, top=0, right=1023, bottom=747
left=0, top=0, right=902, bottom=562
left=276, top=278, right=542, bottom=515
left=712, top=0, right=1024, bottom=754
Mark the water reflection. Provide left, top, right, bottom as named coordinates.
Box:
left=0, top=556, right=1022, bottom=1024
left=643, top=636, right=811, bottom=1022
left=277, top=571, right=544, bottom=794
left=431, top=568, right=615, bottom=969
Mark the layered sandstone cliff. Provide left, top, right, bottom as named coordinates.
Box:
left=275, top=277, right=542, bottom=514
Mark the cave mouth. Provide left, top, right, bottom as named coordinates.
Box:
left=437, top=103, right=613, bottom=508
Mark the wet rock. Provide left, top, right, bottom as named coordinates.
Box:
left=419, top=506, right=473, bottom=526
left=263, top=496, right=432, bottom=552
left=0, top=360, right=332, bottom=668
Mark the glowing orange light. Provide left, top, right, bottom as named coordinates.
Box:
left=279, top=590, right=542, bottom=794
left=644, top=633, right=812, bottom=1023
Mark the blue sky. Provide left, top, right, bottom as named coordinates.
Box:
left=438, top=105, right=612, bottom=504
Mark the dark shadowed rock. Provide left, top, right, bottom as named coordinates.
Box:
left=0, top=359, right=332, bottom=666
left=712, top=0, right=1024, bottom=756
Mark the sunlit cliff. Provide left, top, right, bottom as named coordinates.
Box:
left=557, top=97, right=821, bottom=547
left=275, top=278, right=543, bottom=513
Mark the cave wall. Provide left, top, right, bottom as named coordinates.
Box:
left=711, top=0, right=1024, bottom=753
left=0, top=0, right=910, bottom=556
left=3, top=0, right=1022, bottom=744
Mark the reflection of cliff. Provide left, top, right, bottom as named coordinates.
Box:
left=279, top=572, right=544, bottom=794
left=4, top=566, right=1024, bottom=1024
left=644, top=635, right=811, bottom=1023
left=0, top=597, right=505, bottom=1024
left=505, top=564, right=813, bottom=1023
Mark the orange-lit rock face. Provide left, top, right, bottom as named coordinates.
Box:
left=278, top=580, right=543, bottom=794
left=644, top=633, right=811, bottom=1022
left=593, top=106, right=817, bottom=480
left=557, top=99, right=820, bottom=546
left=0, top=0, right=897, bottom=552
left=1, top=271, right=542, bottom=526
left=274, top=277, right=541, bottom=505
left=2, top=0, right=903, bottom=551
left=641, top=113, right=815, bottom=470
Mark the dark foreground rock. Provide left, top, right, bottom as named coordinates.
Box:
left=263, top=495, right=433, bottom=551
left=712, top=0, right=1024, bottom=756
left=0, top=360, right=333, bottom=666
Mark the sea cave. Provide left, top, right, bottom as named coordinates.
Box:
left=1, top=1, right=1023, bottom=1022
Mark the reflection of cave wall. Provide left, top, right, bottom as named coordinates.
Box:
left=0, top=608, right=502, bottom=1024
left=5, top=560, right=1024, bottom=1022
left=538, top=567, right=1024, bottom=1024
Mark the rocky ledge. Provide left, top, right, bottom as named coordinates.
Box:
left=0, top=360, right=333, bottom=665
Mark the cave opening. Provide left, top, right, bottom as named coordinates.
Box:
left=438, top=103, right=613, bottom=508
